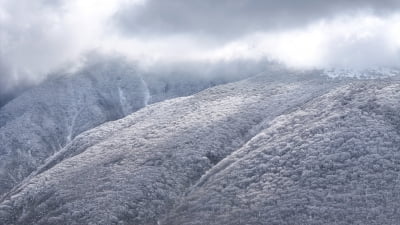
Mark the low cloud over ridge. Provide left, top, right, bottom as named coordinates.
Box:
left=1, top=0, right=400, bottom=106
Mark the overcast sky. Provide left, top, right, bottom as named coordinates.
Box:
left=1, top=0, right=400, bottom=105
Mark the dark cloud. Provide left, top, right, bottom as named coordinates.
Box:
left=115, top=0, right=400, bottom=39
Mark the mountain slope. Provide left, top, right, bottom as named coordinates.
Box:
left=0, top=72, right=338, bottom=225
left=0, top=57, right=252, bottom=196
left=162, top=81, right=400, bottom=225
left=0, top=59, right=147, bottom=195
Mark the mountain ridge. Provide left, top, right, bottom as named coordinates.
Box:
left=0, top=72, right=342, bottom=225
left=0, top=57, right=256, bottom=197
left=1, top=67, right=400, bottom=224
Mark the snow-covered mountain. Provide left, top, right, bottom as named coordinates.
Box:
left=323, top=67, right=400, bottom=79
left=0, top=65, right=399, bottom=225
left=0, top=57, right=253, bottom=197
left=0, top=71, right=340, bottom=224
left=163, top=81, right=400, bottom=225
left=0, top=58, right=146, bottom=196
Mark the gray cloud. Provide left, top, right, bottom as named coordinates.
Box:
left=115, top=0, right=400, bottom=39
left=1, top=0, right=400, bottom=107
left=0, top=0, right=95, bottom=107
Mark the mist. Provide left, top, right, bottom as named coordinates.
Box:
left=1, top=0, right=400, bottom=107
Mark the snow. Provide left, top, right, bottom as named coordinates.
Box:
left=323, top=67, right=400, bottom=79
left=0, top=71, right=339, bottom=225
left=1, top=63, right=400, bottom=224
left=162, top=81, right=400, bottom=225
left=140, top=76, right=151, bottom=106
left=0, top=57, right=253, bottom=197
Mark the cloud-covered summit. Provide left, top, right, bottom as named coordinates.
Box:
left=1, top=0, right=400, bottom=106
